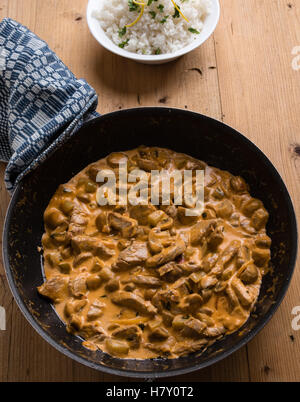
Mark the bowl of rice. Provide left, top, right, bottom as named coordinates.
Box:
left=87, top=0, right=220, bottom=64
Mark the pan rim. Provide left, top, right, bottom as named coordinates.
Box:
left=2, top=107, right=298, bottom=378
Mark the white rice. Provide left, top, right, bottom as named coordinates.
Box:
left=92, top=0, right=211, bottom=55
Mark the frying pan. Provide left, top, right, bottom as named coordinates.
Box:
left=3, top=108, right=298, bottom=378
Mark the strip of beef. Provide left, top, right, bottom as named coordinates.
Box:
left=211, top=240, right=241, bottom=275
left=152, top=289, right=181, bottom=313
left=158, top=262, right=183, bottom=282
left=108, top=212, right=138, bottom=238
left=203, top=325, right=226, bottom=338
left=111, top=325, right=142, bottom=348
left=37, top=276, right=69, bottom=303
left=148, top=327, right=169, bottom=342
left=68, top=208, right=88, bottom=237
left=73, top=252, right=93, bottom=268
left=146, top=237, right=186, bottom=268
left=172, top=339, right=208, bottom=357
left=136, top=158, right=160, bottom=172
left=111, top=291, right=157, bottom=315
left=172, top=277, right=193, bottom=296
left=69, top=274, right=88, bottom=298
left=132, top=275, right=162, bottom=288
left=80, top=322, right=107, bottom=341
left=71, top=235, right=114, bottom=260
left=145, top=336, right=176, bottom=356
left=112, top=241, right=149, bottom=271
left=190, top=220, right=219, bottom=246
left=172, top=315, right=207, bottom=338
left=231, top=278, right=253, bottom=308
left=207, top=226, right=224, bottom=250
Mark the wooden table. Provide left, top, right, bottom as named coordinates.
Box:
left=0, top=0, right=299, bottom=382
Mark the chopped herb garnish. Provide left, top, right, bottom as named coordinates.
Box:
left=188, top=27, right=200, bottom=34
left=172, top=5, right=180, bottom=18
left=128, top=0, right=139, bottom=11
left=118, top=26, right=127, bottom=37
left=155, top=48, right=161, bottom=54
left=126, top=0, right=188, bottom=29
left=100, top=294, right=107, bottom=298
left=118, top=39, right=129, bottom=48
left=160, top=15, right=169, bottom=23
left=138, top=323, right=145, bottom=330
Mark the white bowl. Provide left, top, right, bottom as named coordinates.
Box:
left=86, top=0, right=220, bottom=64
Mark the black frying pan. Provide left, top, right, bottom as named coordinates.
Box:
left=3, top=108, right=298, bottom=378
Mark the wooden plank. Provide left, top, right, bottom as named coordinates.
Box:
left=7, top=0, right=38, bottom=29
left=31, top=0, right=222, bottom=119
left=0, top=163, right=13, bottom=382
left=214, top=0, right=300, bottom=382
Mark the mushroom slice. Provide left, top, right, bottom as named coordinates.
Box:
left=107, top=152, right=128, bottom=168
left=108, top=212, right=138, bottom=238
left=148, top=228, right=172, bottom=254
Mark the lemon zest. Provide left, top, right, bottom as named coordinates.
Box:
left=125, top=0, right=189, bottom=29
left=170, top=0, right=189, bottom=22
left=133, top=0, right=146, bottom=5
left=126, top=1, right=146, bottom=28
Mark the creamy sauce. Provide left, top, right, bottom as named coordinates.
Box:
left=38, top=147, right=271, bottom=359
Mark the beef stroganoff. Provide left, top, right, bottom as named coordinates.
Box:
left=38, top=147, right=271, bottom=359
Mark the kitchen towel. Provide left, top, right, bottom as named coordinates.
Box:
left=0, top=18, right=99, bottom=193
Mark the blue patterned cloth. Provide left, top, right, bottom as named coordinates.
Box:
left=0, top=18, right=99, bottom=192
